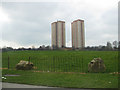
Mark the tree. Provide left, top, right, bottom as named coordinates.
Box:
left=113, top=41, right=118, bottom=49
left=101, top=46, right=106, bottom=50
left=118, top=41, right=120, bottom=50
left=45, top=45, right=50, bottom=49
left=31, top=46, right=35, bottom=50
left=42, top=45, right=45, bottom=49
left=2, top=46, right=13, bottom=51
left=106, top=42, right=112, bottom=50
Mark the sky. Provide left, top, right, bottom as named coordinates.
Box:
left=0, top=0, right=119, bottom=48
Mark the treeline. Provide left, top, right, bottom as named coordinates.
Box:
left=1, top=45, right=51, bottom=52
left=1, top=45, right=119, bottom=52
left=1, top=41, right=119, bottom=51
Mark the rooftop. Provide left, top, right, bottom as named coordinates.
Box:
left=51, top=20, right=65, bottom=24
left=72, top=19, right=84, bottom=23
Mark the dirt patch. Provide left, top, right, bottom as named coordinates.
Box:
left=109, top=72, right=120, bottom=74
left=32, top=71, right=86, bottom=74
left=0, top=68, right=8, bottom=70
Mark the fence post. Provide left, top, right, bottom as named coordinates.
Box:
left=82, top=56, right=84, bottom=73
left=53, top=56, right=54, bottom=72
left=74, top=56, right=75, bottom=72
left=81, top=57, right=83, bottom=73
left=8, top=56, right=9, bottom=69
left=50, top=56, right=52, bottom=72
left=68, top=55, right=70, bottom=72
left=29, top=56, right=30, bottom=63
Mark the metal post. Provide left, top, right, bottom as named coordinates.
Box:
left=53, top=56, right=55, bottom=72
left=79, top=59, right=81, bottom=72
left=29, top=57, right=30, bottom=64
left=75, top=56, right=76, bottom=72
left=82, top=57, right=83, bottom=73
left=74, top=56, right=75, bottom=72
left=8, top=56, right=9, bottom=69
left=69, top=56, right=70, bottom=72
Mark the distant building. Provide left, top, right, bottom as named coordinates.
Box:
left=71, top=19, right=85, bottom=49
left=51, top=21, right=65, bottom=49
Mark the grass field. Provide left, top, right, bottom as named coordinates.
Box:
left=2, top=50, right=118, bottom=73
left=2, top=69, right=118, bottom=88
left=2, top=50, right=118, bottom=88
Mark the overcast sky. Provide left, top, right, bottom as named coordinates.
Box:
left=0, top=0, right=119, bottom=48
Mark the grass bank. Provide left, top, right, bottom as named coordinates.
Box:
left=2, top=69, right=118, bottom=88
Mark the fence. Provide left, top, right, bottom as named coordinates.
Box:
left=2, top=55, right=118, bottom=73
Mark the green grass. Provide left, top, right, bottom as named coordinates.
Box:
left=2, top=50, right=118, bottom=88
left=2, top=50, right=118, bottom=73
left=2, top=69, right=118, bottom=88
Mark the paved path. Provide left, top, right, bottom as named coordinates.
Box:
left=2, top=82, right=55, bottom=88
left=2, top=82, right=93, bottom=90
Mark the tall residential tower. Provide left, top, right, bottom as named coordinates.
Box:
left=71, top=19, right=85, bottom=49
left=51, top=21, right=65, bottom=48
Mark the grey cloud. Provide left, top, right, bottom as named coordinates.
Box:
left=101, top=8, right=117, bottom=26
left=2, top=2, right=59, bottom=46
left=2, top=2, right=118, bottom=47
left=85, top=7, right=118, bottom=46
